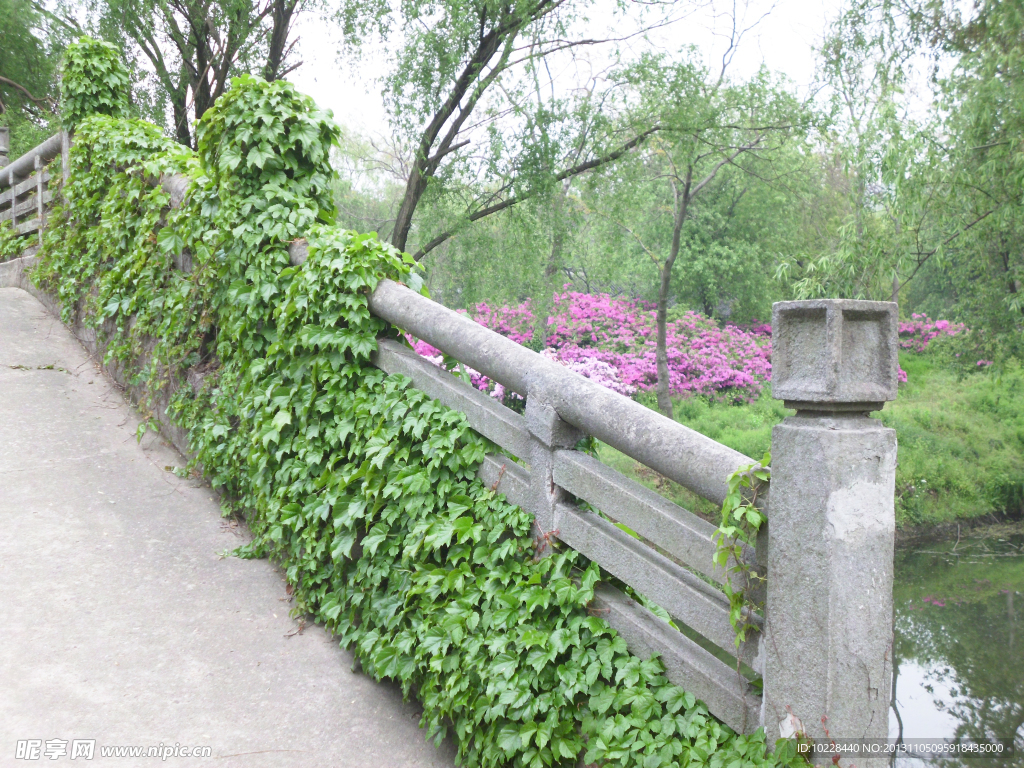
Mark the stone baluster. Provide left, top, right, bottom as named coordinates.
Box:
left=9, top=169, right=15, bottom=230
left=525, top=374, right=582, bottom=556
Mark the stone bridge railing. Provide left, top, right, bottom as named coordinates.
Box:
left=0, top=137, right=900, bottom=761
left=357, top=273, right=899, bottom=755
left=0, top=128, right=68, bottom=245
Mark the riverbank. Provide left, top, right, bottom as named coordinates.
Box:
left=600, top=352, right=1024, bottom=531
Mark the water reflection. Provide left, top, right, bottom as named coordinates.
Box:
left=890, top=533, right=1024, bottom=767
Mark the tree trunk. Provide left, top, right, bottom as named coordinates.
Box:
left=264, top=0, right=298, bottom=81
left=391, top=161, right=430, bottom=253
left=531, top=187, right=568, bottom=348
left=655, top=262, right=674, bottom=418
left=172, top=95, right=192, bottom=148
left=655, top=171, right=691, bottom=419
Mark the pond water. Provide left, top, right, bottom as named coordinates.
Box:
left=890, top=530, right=1024, bottom=767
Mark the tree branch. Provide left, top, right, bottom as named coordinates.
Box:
left=412, top=126, right=660, bottom=260
left=0, top=76, right=56, bottom=112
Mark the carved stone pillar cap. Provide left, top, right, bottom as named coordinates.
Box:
left=771, top=299, right=898, bottom=412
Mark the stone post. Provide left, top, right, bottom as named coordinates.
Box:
left=764, top=300, right=898, bottom=766
left=9, top=168, right=16, bottom=230
left=35, top=154, right=44, bottom=243
left=525, top=374, right=582, bottom=556
left=0, top=127, right=9, bottom=168
left=61, top=130, right=71, bottom=184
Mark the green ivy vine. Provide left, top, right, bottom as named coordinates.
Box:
left=32, top=39, right=805, bottom=768
left=60, top=37, right=132, bottom=129
left=713, top=453, right=770, bottom=647
left=0, top=219, right=23, bottom=261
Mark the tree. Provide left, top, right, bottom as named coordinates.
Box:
left=0, top=0, right=69, bottom=154
left=359, top=0, right=671, bottom=257
left=783, top=0, right=1024, bottom=361
left=584, top=54, right=808, bottom=416
left=775, top=0, right=928, bottom=305
left=95, top=0, right=320, bottom=147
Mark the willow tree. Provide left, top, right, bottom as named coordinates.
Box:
left=353, top=0, right=671, bottom=261
left=0, top=0, right=72, bottom=153
left=783, top=0, right=1024, bottom=361
left=585, top=54, right=809, bottom=417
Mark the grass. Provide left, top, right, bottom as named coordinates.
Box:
left=598, top=352, right=1024, bottom=530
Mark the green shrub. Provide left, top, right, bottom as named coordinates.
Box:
left=0, top=219, right=25, bottom=261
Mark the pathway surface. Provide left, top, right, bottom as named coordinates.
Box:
left=0, top=287, right=456, bottom=767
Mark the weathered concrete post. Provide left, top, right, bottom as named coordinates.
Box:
left=9, top=168, right=16, bottom=230
left=61, top=130, right=71, bottom=183
left=35, top=154, right=44, bottom=243
left=0, top=127, right=9, bottom=168
left=764, top=300, right=898, bottom=765
left=525, top=375, right=582, bottom=555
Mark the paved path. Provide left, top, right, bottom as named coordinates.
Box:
left=0, top=287, right=456, bottom=767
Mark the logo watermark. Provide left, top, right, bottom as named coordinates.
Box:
left=796, top=739, right=1016, bottom=760
left=15, top=740, right=212, bottom=761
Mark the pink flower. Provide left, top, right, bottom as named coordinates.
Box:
left=898, top=314, right=965, bottom=352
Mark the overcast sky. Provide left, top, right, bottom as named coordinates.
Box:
left=288, top=0, right=847, bottom=137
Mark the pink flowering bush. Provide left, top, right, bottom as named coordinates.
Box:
left=540, top=348, right=636, bottom=397
left=898, top=314, right=965, bottom=352
left=411, top=292, right=772, bottom=403
left=406, top=297, right=968, bottom=400
left=512, top=292, right=770, bottom=402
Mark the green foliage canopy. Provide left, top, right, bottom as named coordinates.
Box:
left=782, top=0, right=1024, bottom=362
left=0, top=0, right=63, bottom=154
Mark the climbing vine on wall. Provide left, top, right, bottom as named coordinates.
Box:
left=32, top=38, right=806, bottom=768
left=60, top=37, right=132, bottom=129
left=0, top=220, right=22, bottom=261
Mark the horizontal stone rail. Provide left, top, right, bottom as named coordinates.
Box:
left=0, top=132, right=63, bottom=188
left=1, top=167, right=900, bottom=758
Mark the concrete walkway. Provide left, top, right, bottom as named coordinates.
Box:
left=0, top=287, right=456, bottom=767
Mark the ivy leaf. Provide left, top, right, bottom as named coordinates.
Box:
left=591, top=684, right=617, bottom=715
left=491, top=653, right=518, bottom=679
left=497, top=724, right=522, bottom=754
left=362, top=524, right=389, bottom=556
left=157, top=227, right=184, bottom=256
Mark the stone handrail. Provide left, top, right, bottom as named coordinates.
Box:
left=0, top=131, right=67, bottom=242
left=0, top=132, right=64, bottom=189
left=292, top=235, right=899, bottom=752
